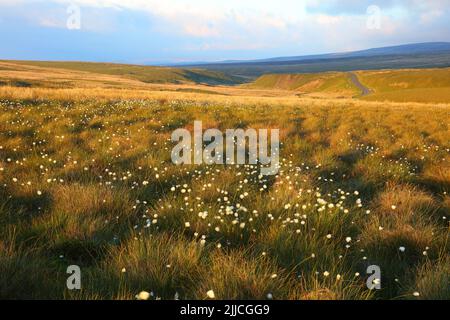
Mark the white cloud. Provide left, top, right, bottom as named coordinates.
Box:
left=10, top=0, right=305, bottom=38
left=1, top=0, right=449, bottom=56
left=316, top=14, right=343, bottom=25
left=420, top=10, right=444, bottom=24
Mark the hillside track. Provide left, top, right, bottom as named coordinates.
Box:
left=348, top=72, right=371, bottom=97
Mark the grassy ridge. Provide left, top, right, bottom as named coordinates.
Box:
left=362, top=88, right=450, bottom=104
left=3, top=60, right=450, bottom=103
left=248, top=68, right=450, bottom=103
left=3, top=60, right=242, bottom=85
left=357, top=68, right=450, bottom=103
left=357, top=68, right=450, bottom=91
left=247, top=72, right=359, bottom=98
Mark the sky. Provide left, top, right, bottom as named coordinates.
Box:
left=1, top=0, right=449, bottom=64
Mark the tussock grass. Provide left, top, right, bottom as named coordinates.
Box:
left=402, top=256, right=450, bottom=300
left=0, top=86, right=448, bottom=300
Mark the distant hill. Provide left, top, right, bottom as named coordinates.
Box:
left=181, top=42, right=450, bottom=79
left=248, top=42, right=450, bottom=63
left=4, top=60, right=242, bottom=85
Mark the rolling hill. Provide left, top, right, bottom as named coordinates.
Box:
left=246, top=42, right=450, bottom=63
left=1, top=58, right=449, bottom=103
left=357, top=68, right=450, bottom=103
left=181, top=42, right=450, bottom=79
left=248, top=68, right=450, bottom=103
left=246, top=72, right=360, bottom=98
left=1, top=60, right=242, bottom=85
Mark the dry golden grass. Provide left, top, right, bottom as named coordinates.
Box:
left=0, top=72, right=449, bottom=300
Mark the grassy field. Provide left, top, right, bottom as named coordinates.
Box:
left=357, top=68, right=450, bottom=103
left=247, top=68, right=450, bottom=102
left=0, top=87, right=449, bottom=300
left=0, top=62, right=449, bottom=300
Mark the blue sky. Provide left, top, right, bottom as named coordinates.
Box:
left=1, top=0, right=449, bottom=64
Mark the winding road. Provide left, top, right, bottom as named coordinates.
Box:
left=348, top=72, right=371, bottom=97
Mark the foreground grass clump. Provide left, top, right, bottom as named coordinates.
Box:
left=0, top=91, right=448, bottom=300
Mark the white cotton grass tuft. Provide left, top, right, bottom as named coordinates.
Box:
left=206, top=290, right=215, bottom=299
left=136, top=291, right=150, bottom=300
